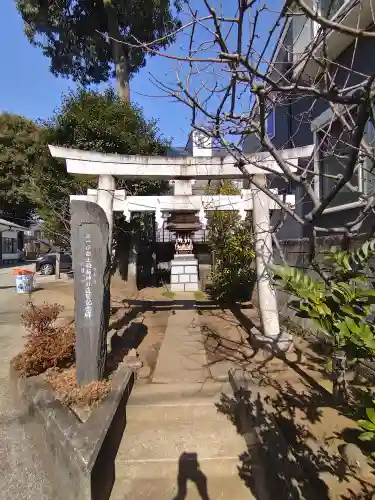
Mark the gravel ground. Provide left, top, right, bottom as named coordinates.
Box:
left=0, top=266, right=65, bottom=500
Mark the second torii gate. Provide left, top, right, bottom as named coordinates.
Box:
left=49, top=144, right=313, bottom=348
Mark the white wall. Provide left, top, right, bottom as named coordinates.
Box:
left=2, top=230, right=18, bottom=238
left=192, top=130, right=212, bottom=157
left=2, top=254, right=18, bottom=260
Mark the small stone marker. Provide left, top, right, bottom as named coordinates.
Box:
left=70, top=200, right=111, bottom=386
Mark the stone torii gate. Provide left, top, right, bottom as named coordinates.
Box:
left=49, top=144, right=313, bottom=349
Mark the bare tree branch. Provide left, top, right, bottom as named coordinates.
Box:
left=112, top=0, right=375, bottom=258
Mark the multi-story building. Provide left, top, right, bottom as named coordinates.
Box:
left=244, top=0, right=375, bottom=239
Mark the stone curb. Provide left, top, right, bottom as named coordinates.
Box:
left=10, top=362, right=134, bottom=500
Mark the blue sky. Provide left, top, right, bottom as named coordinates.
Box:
left=0, top=1, right=281, bottom=147
left=0, top=2, right=193, bottom=146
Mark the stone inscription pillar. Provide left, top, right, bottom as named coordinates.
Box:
left=70, top=200, right=111, bottom=386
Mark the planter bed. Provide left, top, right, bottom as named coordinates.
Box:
left=11, top=360, right=134, bottom=500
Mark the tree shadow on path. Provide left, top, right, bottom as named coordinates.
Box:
left=216, top=380, right=375, bottom=500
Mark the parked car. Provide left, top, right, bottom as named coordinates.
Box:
left=35, top=252, right=72, bottom=275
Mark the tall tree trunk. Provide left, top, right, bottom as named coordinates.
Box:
left=113, top=39, right=130, bottom=103
left=105, top=5, right=130, bottom=103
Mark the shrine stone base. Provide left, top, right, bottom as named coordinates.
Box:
left=170, top=254, right=199, bottom=292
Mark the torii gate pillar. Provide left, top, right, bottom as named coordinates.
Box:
left=97, top=175, right=115, bottom=252
left=251, top=175, right=290, bottom=349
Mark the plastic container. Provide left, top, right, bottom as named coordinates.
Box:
left=13, top=269, right=35, bottom=294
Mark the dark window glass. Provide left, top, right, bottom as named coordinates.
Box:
left=2, top=237, right=17, bottom=254
left=266, top=107, right=275, bottom=139
left=319, top=0, right=346, bottom=18
left=60, top=253, right=72, bottom=263
left=318, top=113, right=359, bottom=207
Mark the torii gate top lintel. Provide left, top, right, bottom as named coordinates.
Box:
left=48, top=144, right=313, bottom=179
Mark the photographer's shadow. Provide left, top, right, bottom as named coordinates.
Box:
left=173, top=452, right=211, bottom=500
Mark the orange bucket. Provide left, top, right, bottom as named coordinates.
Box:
left=12, top=268, right=34, bottom=276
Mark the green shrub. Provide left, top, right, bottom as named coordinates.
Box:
left=207, top=181, right=255, bottom=302
left=270, top=239, right=375, bottom=401
left=210, top=265, right=256, bottom=303
left=358, top=398, right=375, bottom=457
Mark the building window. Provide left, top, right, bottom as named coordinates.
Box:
left=266, top=107, right=275, bottom=140
left=318, top=0, right=347, bottom=19
left=2, top=237, right=17, bottom=254
left=291, top=10, right=313, bottom=60
left=273, top=20, right=294, bottom=74
left=316, top=112, right=375, bottom=207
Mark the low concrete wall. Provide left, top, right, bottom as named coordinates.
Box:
left=275, top=236, right=345, bottom=270
left=11, top=363, right=134, bottom=500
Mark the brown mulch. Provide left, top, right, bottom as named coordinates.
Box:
left=110, top=285, right=172, bottom=383
left=198, top=302, right=260, bottom=367
left=44, top=366, right=111, bottom=409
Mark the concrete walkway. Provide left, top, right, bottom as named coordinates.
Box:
left=153, top=305, right=209, bottom=383
left=110, top=298, right=255, bottom=499
left=0, top=275, right=255, bottom=499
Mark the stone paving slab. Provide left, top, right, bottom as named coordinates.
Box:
left=109, top=458, right=254, bottom=500
left=126, top=381, right=231, bottom=406
left=117, top=403, right=246, bottom=462
left=110, top=382, right=253, bottom=500
left=110, top=298, right=255, bottom=500
left=152, top=305, right=210, bottom=383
